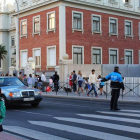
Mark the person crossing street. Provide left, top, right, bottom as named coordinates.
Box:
left=101, top=66, right=125, bottom=111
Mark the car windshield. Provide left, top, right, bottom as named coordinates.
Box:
left=0, top=78, right=24, bottom=87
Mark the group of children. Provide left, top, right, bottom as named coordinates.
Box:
left=85, top=75, right=105, bottom=95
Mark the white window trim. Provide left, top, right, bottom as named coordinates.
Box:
left=124, top=49, right=133, bottom=64
left=91, top=14, right=102, bottom=36
left=72, top=11, right=84, bottom=34
left=46, top=45, right=56, bottom=68
left=91, top=47, right=102, bottom=64
left=72, top=45, right=84, bottom=64
left=109, top=17, right=118, bottom=37
left=32, top=15, right=41, bottom=37
left=20, top=49, right=28, bottom=68
left=109, top=48, right=119, bottom=64
left=33, top=48, right=41, bottom=68
left=46, top=11, right=56, bottom=34
left=124, top=20, right=133, bottom=39
left=139, top=22, right=140, bottom=40
left=20, top=19, right=27, bottom=39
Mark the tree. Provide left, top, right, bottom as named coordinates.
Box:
left=0, top=44, right=8, bottom=67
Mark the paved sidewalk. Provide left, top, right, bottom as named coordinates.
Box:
left=0, top=132, right=24, bottom=140
left=42, top=91, right=140, bottom=103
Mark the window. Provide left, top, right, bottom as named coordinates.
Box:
left=73, top=12, right=82, bottom=29
left=11, top=58, right=15, bottom=66
left=92, top=48, right=101, bottom=64
left=11, top=17, right=14, bottom=26
left=139, top=22, right=140, bottom=39
left=11, top=37, right=15, bottom=46
left=92, top=16, right=100, bottom=31
left=0, top=60, right=2, bottom=69
left=34, top=49, right=41, bottom=66
left=47, top=46, right=56, bottom=66
left=73, top=47, right=83, bottom=64
left=21, top=20, right=27, bottom=36
left=109, top=18, right=117, bottom=34
left=48, top=12, right=55, bottom=30
left=125, top=20, right=133, bottom=37
left=21, top=51, right=27, bottom=67
left=33, top=16, right=40, bottom=33
left=109, top=49, right=118, bottom=64
left=125, top=50, right=133, bottom=64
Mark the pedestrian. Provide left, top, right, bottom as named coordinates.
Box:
left=85, top=78, right=90, bottom=92
left=37, top=75, right=42, bottom=90
left=87, top=69, right=98, bottom=97
left=49, top=77, right=53, bottom=91
left=98, top=75, right=105, bottom=95
left=76, top=70, right=84, bottom=94
left=0, top=88, right=6, bottom=132
left=101, top=66, right=125, bottom=111
left=72, top=70, right=77, bottom=93
left=1, top=74, right=4, bottom=77
left=23, top=74, right=28, bottom=86
left=27, top=74, right=34, bottom=88
left=19, top=72, right=23, bottom=82
left=69, top=72, right=73, bottom=89
left=34, top=75, right=38, bottom=88
left=13, top=73, right=16, bottom=77
left=5, top=73, right=9, bottom=76
left=52, top=72, right=59, bottom=92
left=41, top=72, right=47, bottom=92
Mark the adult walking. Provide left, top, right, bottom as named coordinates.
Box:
left=41, top=72, right=46, bottom=92
left=72, top=71, right=77, bottom=92
left=27, top=74, right=34, bottom=88
left=23, top=74, right=28, bottom=86
left=53, top=72, right=59, bottom=92
left=76, top=70, right=84, bottom=94
left=87, top=69, right=98, bottom=97
left=101, top=66, right=125, bottom=110
left=18, top=72, right=23, bottom=82
left=69, top=72, right=73, bottom=89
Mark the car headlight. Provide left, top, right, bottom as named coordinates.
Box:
left=34, top=91, right=41, bottom=96
left=9, top=92, right=21, bottom=97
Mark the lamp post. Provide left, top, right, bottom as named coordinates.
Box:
left=15, top=0, right=20, bottom=72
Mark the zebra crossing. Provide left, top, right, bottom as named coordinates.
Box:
left=3, top=109, right=140, bottom=140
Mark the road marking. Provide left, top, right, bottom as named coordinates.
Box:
left=121, top=110, right=140, bottom=113
left=77, top=114, right=140, bottom=124
left=54, top=117, right=140, bottom=134
left=97, top=111, right=140, bottom=118
left=3, top=125, right=69, bottom=140
left=28, top=121, right=138, bottom=140
left=14, top=110, right=52, bottom=116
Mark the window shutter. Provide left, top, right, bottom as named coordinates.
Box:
left=35, top=50, right=40, bottom=56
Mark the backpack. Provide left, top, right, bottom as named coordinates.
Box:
left=0, top=98, right=6, bottom=119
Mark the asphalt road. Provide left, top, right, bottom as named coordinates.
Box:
left=3, top=97, right=140, bottom=140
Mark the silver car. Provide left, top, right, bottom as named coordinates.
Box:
left=0, top=77, right=42, bottom=107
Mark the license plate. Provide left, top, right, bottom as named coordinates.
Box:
left=24, top=98, right=34, bottom=101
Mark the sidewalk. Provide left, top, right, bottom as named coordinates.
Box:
left=0, top=132, right=23, bottom=140
left=42, top=91, right=140, bottom=103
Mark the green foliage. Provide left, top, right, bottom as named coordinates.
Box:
left=0, top=44, right=8, bottom=60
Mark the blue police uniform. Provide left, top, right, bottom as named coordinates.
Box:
left=102, top=69, right=125, bottom=110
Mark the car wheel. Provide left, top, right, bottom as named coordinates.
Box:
left=1, top=95, right=8, bottom=107
left=31, top=103, right=39, bottom=107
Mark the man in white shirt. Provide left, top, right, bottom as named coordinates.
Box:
left=41, top=72, right=46, bottom=92
left=87, top=69, right=98, bottom=97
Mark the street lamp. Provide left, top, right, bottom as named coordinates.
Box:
left=15, top=0, right=20, bottom=72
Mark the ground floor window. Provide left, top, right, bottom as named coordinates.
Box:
left=47, top=47, right=56, bottom=66
left=110, top=49, right=117, bottom=64
left=21, top=51, right=27, bottom=67
left=34, top=49, right=41, bottom=67
left=125, top=50, right=133, bottom=64
left=73, top=47, right=83, bottom=64
left=92, top=48, right=101, bottom=64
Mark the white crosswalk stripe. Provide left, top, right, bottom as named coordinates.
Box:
left=29, top=121, right=138, bottom=140
left=77, top=114, right=140, bottom=124
left=121, top=110, right=140, bottom=113
left=3, top=125, right=69, bottom=140
left=97, top=111, right=140, bottom=117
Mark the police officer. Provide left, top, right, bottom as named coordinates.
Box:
left=101, top=66, right=125, bottom=111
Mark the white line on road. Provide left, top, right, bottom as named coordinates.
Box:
left=28, top=121, right=138, bottom=140
left=54, top=117, right=140, bottom=134
left=14, top=110, right=52, bottom=116
left=77, top=114, right=140, bottom=124
left=121, top=110, right=140, bottom=113
left=3, top=125, right=69, bottom=140
left=97, top=111, right=140, bottom=118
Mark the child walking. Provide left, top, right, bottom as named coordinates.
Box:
left=98, top=75, right=105, bottom=95
left=0, top=88, right=6, bottom=132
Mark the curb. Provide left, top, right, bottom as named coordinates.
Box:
left=42, top=94, right=140, bottom=104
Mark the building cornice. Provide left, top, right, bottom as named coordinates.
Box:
left=0, top=27, right=16, bottom=32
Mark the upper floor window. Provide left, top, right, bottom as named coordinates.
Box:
left=33, top=16, right=40, bottom=34
left=73, top=12, right=83, bottom=29
left=34, top=49, right=41, bottom=67
left=11, top=37, right=15, bottom=46
left=48, top=12, right=55, bottom=30
left=125, top=20, right=133, bottom=37
left=92, top=16, right=100, bottom=32
left=109, top=18, right=118, bottom=34
left=21, top=20, right=27, bottom=36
